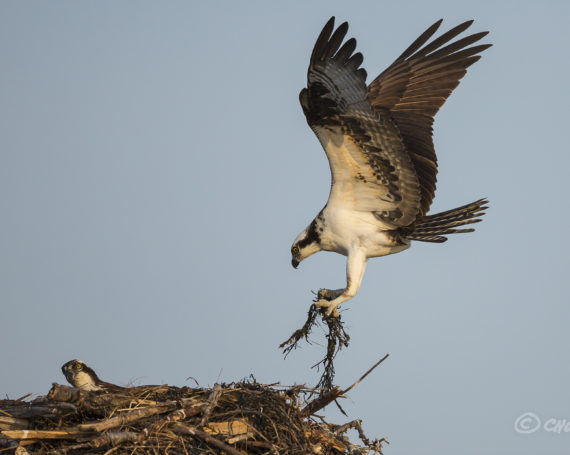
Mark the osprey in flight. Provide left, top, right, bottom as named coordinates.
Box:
left=291, top=18, right=490, bottom=317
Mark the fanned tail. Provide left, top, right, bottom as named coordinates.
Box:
left=408, top=198, right=488, bottom=243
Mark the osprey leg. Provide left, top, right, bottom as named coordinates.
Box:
left=315, top=249, right=367, bottom=317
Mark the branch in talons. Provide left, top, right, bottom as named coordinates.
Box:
left=280, top=294, right=350, bottom=394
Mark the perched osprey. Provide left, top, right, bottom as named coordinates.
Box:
left=291, top=18, right=490, bottom=317
left=61, top=359, right=125, bottom=392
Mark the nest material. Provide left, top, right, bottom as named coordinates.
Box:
left=0, top=380, right=386, bottom=455
left=281, top=303, right=350, bottom=392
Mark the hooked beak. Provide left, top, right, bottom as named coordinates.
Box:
left=291, top=258, right=299, bottom=269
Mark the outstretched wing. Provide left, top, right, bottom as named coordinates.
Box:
left=300, top=17, right=421, bottom=228
left=368, top=20, right=492, bottom=217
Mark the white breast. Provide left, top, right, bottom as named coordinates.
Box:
left=74, top=371, right=104, bottom=391
left=319, top=205, right=410, bottom=258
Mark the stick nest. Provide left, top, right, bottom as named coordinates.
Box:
left=1, top=380, right=386, bottom=455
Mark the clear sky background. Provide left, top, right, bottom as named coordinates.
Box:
left=1, top=1, right=569, bottom=454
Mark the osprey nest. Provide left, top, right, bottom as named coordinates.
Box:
left=0, top=379, right=386, bottom=455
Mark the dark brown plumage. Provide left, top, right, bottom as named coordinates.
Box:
left=368, top=19, right=492, bottom=218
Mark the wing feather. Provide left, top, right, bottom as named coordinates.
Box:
left=301, top=17, right=421, bottom=228
left=368, top=20, right=491, bottom=217
left=299, top=18, right=490, bottom=228
left=334, top=38, right=357, bottom=63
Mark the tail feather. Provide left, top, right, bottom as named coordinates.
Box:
left=408, top=198, right=488, bottom=243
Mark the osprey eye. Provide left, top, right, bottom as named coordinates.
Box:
left=292, top=246, right=299, bottom=255
left=73, top=363, right=82, bottom=371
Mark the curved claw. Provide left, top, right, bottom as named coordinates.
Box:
left=317, top=288, right=344, bottom=301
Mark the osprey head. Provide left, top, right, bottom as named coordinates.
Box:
left=291, top=219, right=322, bottom=268
left=61, top=359, right=103, bottom=391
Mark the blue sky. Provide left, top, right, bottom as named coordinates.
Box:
left=1, top=1, right=569, bottom=454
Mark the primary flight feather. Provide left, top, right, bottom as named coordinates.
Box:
left=291, top=17, right=490, bottom=317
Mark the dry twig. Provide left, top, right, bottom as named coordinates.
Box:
left=280, top=302, right=350, bottom=395
left=302, top=355, right=390, bottom=417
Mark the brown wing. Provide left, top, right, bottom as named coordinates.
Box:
left=301, top=17, right=422, bottom=228
left=368, top=20, right=492, bottom=217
